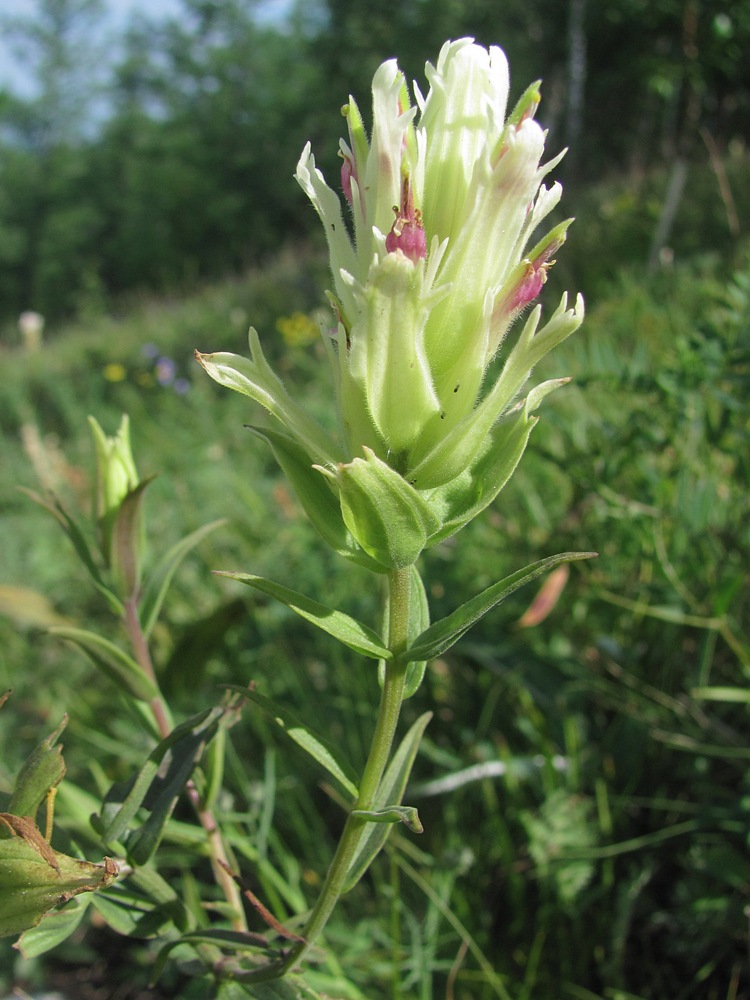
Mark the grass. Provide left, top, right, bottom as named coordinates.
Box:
left=1, top=226, right=749, bottom=998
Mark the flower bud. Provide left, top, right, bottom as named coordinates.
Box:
left=88, top=415, right=148, bottom=598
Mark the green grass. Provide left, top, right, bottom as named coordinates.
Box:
left=1, top=230, right=749, bottom=999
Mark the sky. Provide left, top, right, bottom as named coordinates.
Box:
left=0, top=0, right=175, bottom=93
left=0, top=0, right=290, bottom=95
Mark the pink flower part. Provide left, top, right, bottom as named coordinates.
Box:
left=385, top=177, right=427, bottom=262
left=341, top=151, right=356, bottom=206
left=510, top=259, right=550, bottom=312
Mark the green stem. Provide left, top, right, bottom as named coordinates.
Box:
left=237, top=566, right=412, bottom=982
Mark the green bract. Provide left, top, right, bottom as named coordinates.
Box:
left=197, top=38, right=584, bottom=571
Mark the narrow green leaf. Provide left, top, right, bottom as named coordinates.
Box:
left=129, top=864, right=191, bottom=927
left=48, top=626, right=159, bottom=702
left=20, top=488, right=123, bottom=615
left=139, top=519, right=226, bottom=637
left=218, top=977, right=331, bottom=999
left=691, top=686, right=750, bottom=704
left=404, top=551, right=597, bottom=663
left=152, top=928, right=272, bottom=985
left=8, top=716, right=67, bottom=820
left=91, top=887, right=166, bottom=938
left=351, top=805, right=423, bottom=833
left=425, top=403, right=535, bottom=544
left=16, top=894, right=93, bottom=958
left=223, top=685, right=358, bottom=798
left=216, top=572, right=390, bottom=661
left=90, top=870, right=189, bottom=938
left=101, top=707, right=223, bottom=866
left=343, top=711, right=432, bottom=893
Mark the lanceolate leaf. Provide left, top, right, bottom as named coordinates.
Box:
left=20, top=489, right=123, bottom=615
left=343, top=711, right=432, bottom=893
left=216, top=572, right=390, bottom=661
left=48, top=626, right=159, bottom=702
left=223, top=685, right=358, bottom=798
left=91, top=864, right=190, bottom=937
left=8, top=716, right=67, bottom=820
left=95, top=707, right=224, bottom=866
left=403, top=551, right=597, bottom=664
left=217, top=976, right=334, bottom=999
left=139, top=519, right=226, bottom=637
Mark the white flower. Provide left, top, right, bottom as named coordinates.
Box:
left=198, top=38, right=585, bottom=569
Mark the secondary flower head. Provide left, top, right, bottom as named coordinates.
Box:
left=197, top=39, right=584, bottom=571
left=88, top=414, right=148, bottom=597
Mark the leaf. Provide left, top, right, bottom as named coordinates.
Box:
left=121, top=712, right=222, bottom=865
left=343, top=711, right=432, bottom=893
left=404, top=551, right=597, bottom=663
left=94, top=707, right=223, bottom=865
left=0, top=837, right=117, bottom=938
left=216, top=572, right=390, bottom=661
left=91, top=863, right=191, bottom=937
left=20, top=488, right=123, bottom=615
left=48, top=626, right=159, bottom=702
left=139, top=519, right=226, bottom=637
left=0, top=585, right=71, bottom=629
left=351, top=805, right=423, bottom=833
left=152, top=928, right=271, bottom=985
left=15, top=894, right=93, bottom=958
left=223, top=685, right=358, bottom=798
left=691, top=686, right=750, bottom=704
left=217, top=977, right=331, bottom=999
left=8, top=716, right=67, bottom=820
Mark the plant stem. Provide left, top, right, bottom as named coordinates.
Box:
left=122, top=597, right=247, bottom=932
left=241, top=566, right=412, bottom=981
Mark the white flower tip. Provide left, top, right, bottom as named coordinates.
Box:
left=295, top=141, right=313, bottom=172
left=526, top=376, right=571, bottom=414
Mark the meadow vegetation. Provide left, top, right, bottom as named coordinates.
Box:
left=1, top=1, right=749, bottom=997
left=1, top=203, right=748, bottom=997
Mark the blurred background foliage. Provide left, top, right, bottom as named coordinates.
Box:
left=0, top=0, right=747, bottom=322
left=1, top=0, right=749, bottom=998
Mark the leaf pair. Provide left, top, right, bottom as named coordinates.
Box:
left=221, top=550, right=597, bottom=678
